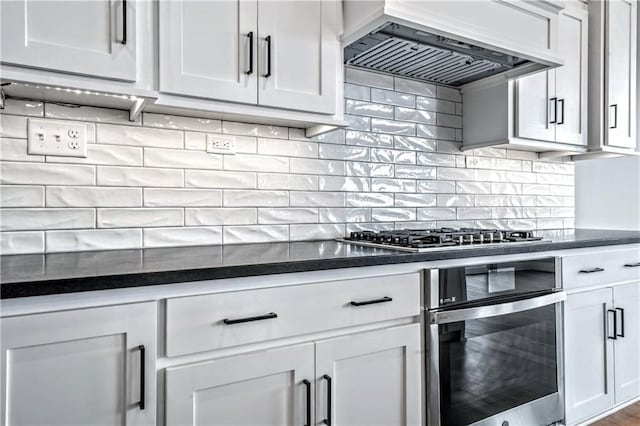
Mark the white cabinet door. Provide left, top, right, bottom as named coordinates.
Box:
left=257, top=0, right=338, bottom=114
left=0, top=302, right=156, bottom=426
left=159, top=0, right=258, bottom=103
left=0, top=0, right=136, bottom=81
left=165, top=343, right=315, bottom=426
left=555, top=7, right=588, bottom=146
left=605, top=0, right=637, bottom=148
left=515, top=70, right=556, bottom=142
left=315, top=324, right=422, bottom=426
left=613, top=282, right=640, bottom=404
left=564, top=288, right=615, bottom=425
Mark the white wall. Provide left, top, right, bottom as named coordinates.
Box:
left=575, top=156, right=640, bottom=230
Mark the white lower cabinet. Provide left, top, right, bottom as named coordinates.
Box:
left=564, top=282, right=640, bottom=425
left=0, top=302, right=157, bottom=426
left=165, top=343, right=315, bottom=425
left=164, top=323, right=422, bottom=426
left=315, top=324, right=422, bottom=426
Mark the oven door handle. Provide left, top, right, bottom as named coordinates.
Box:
left=429, top=291, right=566, bottom=325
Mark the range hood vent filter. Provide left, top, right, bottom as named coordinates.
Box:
left=347, top=37, right=508, bottom=87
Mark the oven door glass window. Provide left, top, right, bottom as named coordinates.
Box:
left=437, top=304, right=559, bottom=426
left=439, top=258, right=557, bottom=307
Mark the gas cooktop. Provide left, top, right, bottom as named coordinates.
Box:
left=337, top=228, right=546, bottom=252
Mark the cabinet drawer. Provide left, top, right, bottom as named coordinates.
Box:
left=165, top=273, right=420, bottom=357
left=562, top=247, right=640, bottom=289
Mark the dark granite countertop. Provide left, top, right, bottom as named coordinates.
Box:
left=2, top=229, right=639, bottom=299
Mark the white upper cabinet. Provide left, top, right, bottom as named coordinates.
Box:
left=257, top=0, right=338, bottom=114
left=463, top=2, right=589, bottom=153
left=514, top=70, right=556, bottom=143
left=159, top=0, right=339, bottom=115
left=159, top=0, right=258, bottom=104
left=605, top=0, right=637, bottom=149
left=556, top=7, right=589, bottom=146
left=1, top=0, right=137, bottom=81
left=584, top=0, right=638, bottom=156
left=1, top=302, right=156, bottom=426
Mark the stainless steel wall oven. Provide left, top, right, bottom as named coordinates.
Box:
left=425, top=258, right=566, bottom=426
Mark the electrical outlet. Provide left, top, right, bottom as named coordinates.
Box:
left=27, top=119, right=87, bottom=158
left=206, top=135, right=236, bottom=155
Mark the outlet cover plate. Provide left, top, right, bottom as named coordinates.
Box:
left=206, top=134, right=236, bottom=155
left=27, top=119, right=87, bottom=158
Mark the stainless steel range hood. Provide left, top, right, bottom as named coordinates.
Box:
left=342, top=0, right=565, bottom=88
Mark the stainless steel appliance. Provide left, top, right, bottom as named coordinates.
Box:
left=424, top=258, right=566, bottom=426
left=338, top=228, right=546, bottom=252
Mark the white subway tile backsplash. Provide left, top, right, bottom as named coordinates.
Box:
left=394, top=107, right=435, bottom=125
left=371, top=178, right=416, bottom=193
left=345, top=100, right=394, bottom=119
left=436, top=86, right=462, bottom=102
left=1, top=78, right=574, bottom=253
left=393, top=136, right=436, bottom=152
left=99, top=166, right=182, bottom=187
left=47, top=186, right=141, bottom=207
left=1, top=99, right=44, bottom=117
left=344, top=83, right=371, bottom=101
left=1, top=186, right=44, bottom=207
left=417, top=180, right=456, bottom=193
left=1, top=138, right=44, bottom=162
left=0, top=231, right=45, bottom=254
left=97, top=124, right=183, bottom=148
left=1, top=208, right=95, bottom=231
left=394, top=77, right=436, bottom=97
left=258, top=138, right=318, bottom=158
left=223, top=225, right=289, bottom=244
left=346, top=68, right=394, bottom=89
left=417, top=208, right=457, bottom=221
left=319, top=144, right=369, bottom=161
left=394, top=193, right=436, bottom=207
left=46, top=229, right=142, bottom=252
left=142, top=113, right=221, bottom=133
left=186, top=208, right=257, bottom=225
left=224, top=154, right=289, bottom=173
left=258, top=174, right=318, bottom=191
left=48, top=144, right=142, bottom=166
left=372, top=208, right=416, bottom=222
left=144, top=226, right=222, bottom=247
left=346, top=192, right=394, bottom=207
left=144, top=189, right=222, bottom=207
left=222, top=121, right=287, bottom=138
left=258, top=208, right=317, bottom=224
left=371, top=89, right=415, bottom=107
left=1, top=162, right=95, bottom=186
left=97, top=208, right=183, bottom=228
left=344, top=114, right=371, bottom=131
left=371, top=118, right=415, bottom=135
left=144, top=148, right=222, bottom=169
left=345, top=130, right=393, bottom=148
left=185, top=170, right=255, bottom=189
left=0, top=115, right=28, bottom=138
left=319, top=176, right=370, bottom=192
left=290, top=224, right=344, bottom=241
left=224, top=190, right=288, bottom=207
left=290, top=158, right=345, bottom=175
left=290, top=191, right=345, bottom=207
left=319, top=208, right=370, bottom=223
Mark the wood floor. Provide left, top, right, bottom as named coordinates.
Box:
left=590, top=402, right=640, bottom=426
